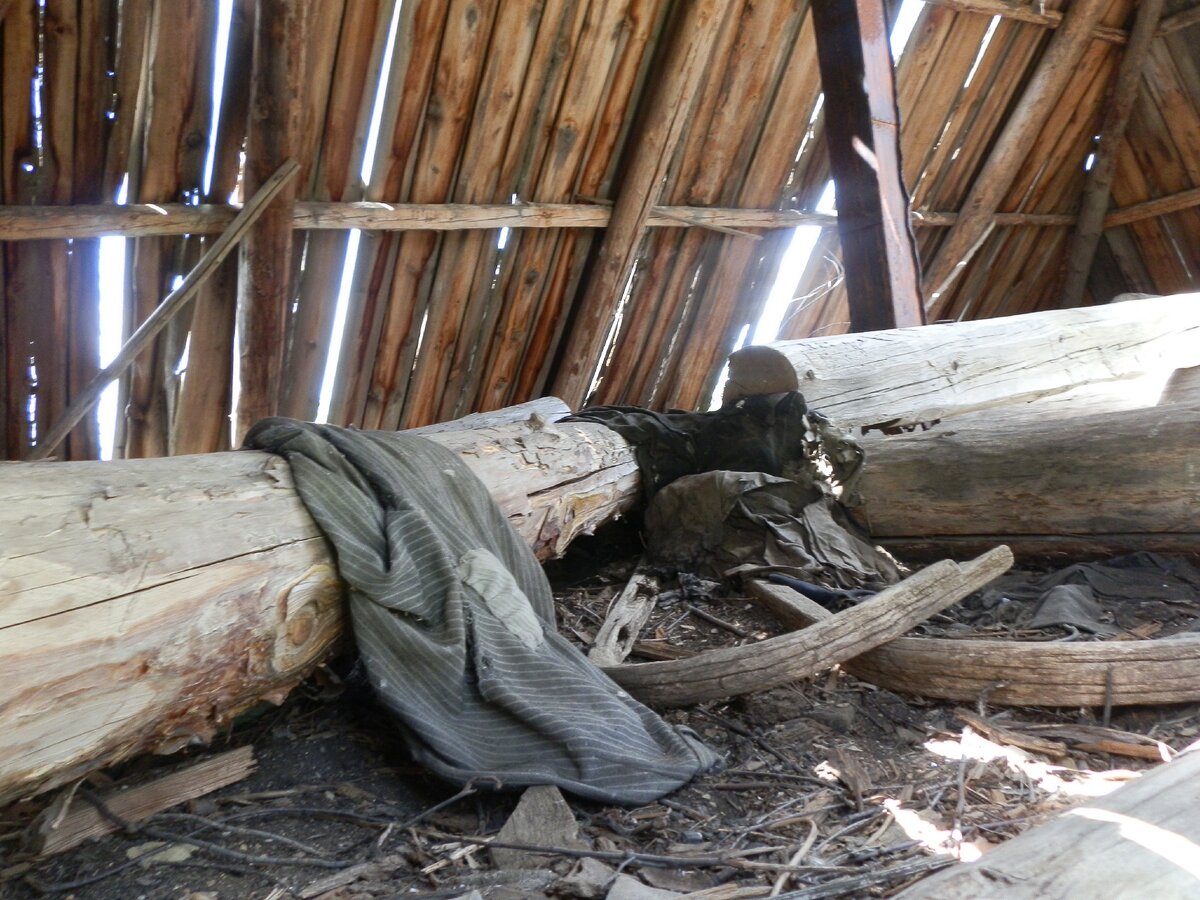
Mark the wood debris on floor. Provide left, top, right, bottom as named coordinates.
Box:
left=3, top=523, right=1199, bottom=899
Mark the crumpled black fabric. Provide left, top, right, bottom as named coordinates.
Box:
left=245, top=417, right=721, bottom=804
left=964, top=553, right=1200, bottom=635
left=566, top=392, right=863, bottom=500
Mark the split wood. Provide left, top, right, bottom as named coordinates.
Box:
left=603, top=546, right=1013, bottom=706
left=589, top=568, right=658, bottom=667
left=28, top=158, right=301, bottom=461
left=27, top=747, right=256, bottom=856
left=748, top=575, right=1200, bottom=708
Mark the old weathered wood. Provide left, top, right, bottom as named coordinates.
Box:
left=602, top=547, right=1013, bottom=706
left=551, top=0, right=730, bottom=409
left=589, top=570, right=658, bottom=668
left=855, top=400, right=1200, bottom=540
left=236, top=0, right=309, bottom=441
left=0, top=409, right=639, bottom=804
left=923, top=0, right=1129, bottom=44
left=899, top=749, right=1200, bottom=898
left=811, top=0, right=923, bottom=332
left=28, top=161, right=300, bottom=461
left=1059, top=0, right=1166, bottom=308
left=29, top=747, right=257, bottom=856
left=172, top=0, right=254, bottom=456
left=723, top=293, right=1200, bottom=428
left=747, top=578, right=1200, bottom=708
left=921, top=0, right=1110, bottom=314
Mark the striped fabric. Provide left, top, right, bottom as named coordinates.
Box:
left=245, top=419, right=720, bottom=804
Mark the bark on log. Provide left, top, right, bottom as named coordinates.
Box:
left=0, top=411, right=636, bottom=804
left=724, top=293, right=1200, bottom=429
left=898, top=748, right=1200, bottom=898
left=853, top=401, right=1200, bottom=550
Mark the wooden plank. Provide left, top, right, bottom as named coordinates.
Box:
left=236, top=0, right=309, bottom=442
left=924, top=0, right=1129, bottom=43
left=921, top=0, right=1110, bottom=316
left=899, top=750, right=1200, bottom=898
left=172, top=0, right=254, bottom=456
left=280, top=0, right=394, bottom=422
left=400, top=1, right=542, bottom=428
left=811, top=0, right=923, bottom=332
left=472, top=0, right=620, bottom=413
left=550, top=0, right=730, bottom=410
left=30, top=747, right=257, bottom=856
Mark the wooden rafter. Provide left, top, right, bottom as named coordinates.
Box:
left=236, top=0, right=309, bottom=441
left=549, top=0, right=731, bottom=409
left=920, top=0, right=1112, bottom=317
left=1059, top=0, right=1166, bottom=307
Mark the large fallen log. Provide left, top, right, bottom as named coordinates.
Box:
left=724, top=293, right=1200, bottom=429
left=0, top=408, right=637, bottom=804
left=897, top=746, right=1200, bottom=898
left=853, top=401, right=1200, bottom=562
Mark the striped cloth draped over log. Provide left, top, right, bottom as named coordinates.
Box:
left=245, top=419, right=720, bottom=804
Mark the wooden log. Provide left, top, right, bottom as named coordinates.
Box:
left=747, top=578, right=1200, bottom=707
left=0, top=409, right=639, bottom=805
left=723, top=293, right=1200, bottom=428
left=897, top=749, right=1200, bottom=898
left=854, top=400, right=1200, bottom=542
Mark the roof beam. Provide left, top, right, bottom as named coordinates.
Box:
left=921, top=0, right=1111, bottom=317
left=549, top=0, right=730, bottom=409
left=1059, top=0, right=1166, bottom=307
left=5, top=190, right=1200, bottom=241
left=925, top=0, right=1200, bottom=44
left=812, top=0, right=924, bottom=331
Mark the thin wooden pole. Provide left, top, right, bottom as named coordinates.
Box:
left=28, top=161, right=299, bottom=461
left=1059, top=0, right=1166, bottom=308
left=920, top=0, right=1111, bottom=317
left=2, top=189, right=1199, bottom=243
left=550, top=0, right=731, bottom=409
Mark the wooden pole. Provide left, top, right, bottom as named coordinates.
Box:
left=920, top=0, right=1111, bottom=316
left=1059, top=0, right=1166, bottom=308
left=811, top=0, right=924, bottom=331
left=236, top=0, right=309, bottom=442
left=5, top=190, right=1200, bottom=242
left=550, top=0, right=731, bottom=409
left=28, top=161, right=300, bottom=461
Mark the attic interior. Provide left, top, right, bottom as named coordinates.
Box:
left=2, top=0, right=1200, bottom=897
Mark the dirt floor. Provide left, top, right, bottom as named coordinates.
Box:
left=4, top=523, right=1198, bottom=900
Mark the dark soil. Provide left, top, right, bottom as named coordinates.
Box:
left=4, top=522, right=1198, bottom=900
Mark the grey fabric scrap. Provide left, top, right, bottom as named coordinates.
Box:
left=245, top=418, right=720, bottom=804
left=1028, top=585, right=1119, bottom=636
